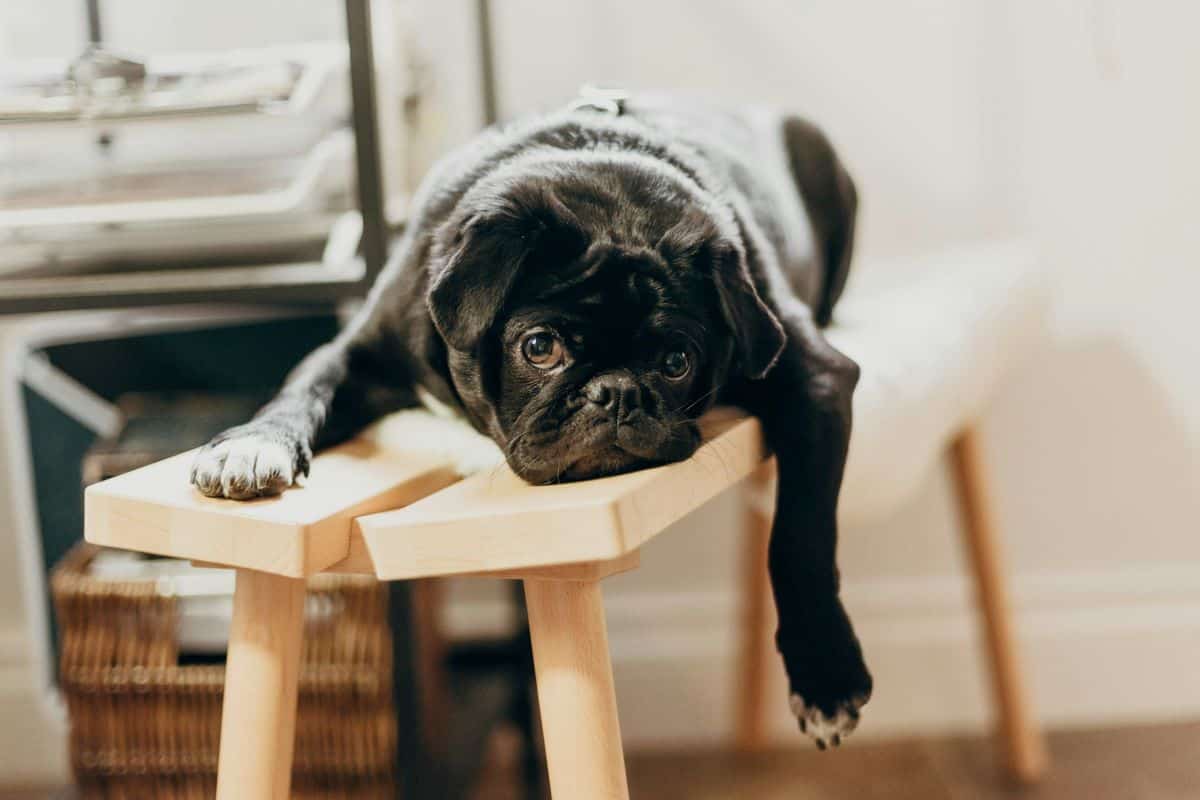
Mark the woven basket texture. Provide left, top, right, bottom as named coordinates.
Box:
left=52, top=544, right=397, bottom=799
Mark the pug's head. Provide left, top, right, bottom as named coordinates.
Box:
left=427, top=155, right=784, bottom=484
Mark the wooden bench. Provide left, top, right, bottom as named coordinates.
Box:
left=86, top=411, right=765, bottom=799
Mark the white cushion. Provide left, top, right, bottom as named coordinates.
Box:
left=832, top=240, right=1048, bottom=526
left=366, top=239, right=1049, bottom=526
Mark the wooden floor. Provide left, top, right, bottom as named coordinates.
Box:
left=8, top=721, right=1197, bottom=798
left=475, top=720, right=1200, bottom=800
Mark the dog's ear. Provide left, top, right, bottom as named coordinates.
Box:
left=783, top=116, right=858, bottom=326
left=428, top=190, right=586, bottom=351
left=709, top=240, right=787, bottom=380
left=427, top=213, right=530, bottom=352
left=659, top=211, right=786, bottom=380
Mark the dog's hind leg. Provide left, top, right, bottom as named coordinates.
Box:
left=728, top=305, right=872, bottom=749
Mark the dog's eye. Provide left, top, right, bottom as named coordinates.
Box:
left=521, top=332, right=566, bottom=369
left=662, top=350, right=691, bottom=380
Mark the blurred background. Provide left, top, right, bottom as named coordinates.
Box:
left=1, top=1, right=1198, bottom=797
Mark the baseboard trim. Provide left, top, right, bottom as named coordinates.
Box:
left=541, top=563, right=1200, bottom=748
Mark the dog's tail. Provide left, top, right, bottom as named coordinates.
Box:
left=781, top=116, right=858, bottom=327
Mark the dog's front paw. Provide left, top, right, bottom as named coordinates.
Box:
left=190, top=422, right=310, bottom=500
left=777, top=608, right=873, bottom=750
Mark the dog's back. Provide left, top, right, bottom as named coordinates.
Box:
left=417, top=93, right=857, bottom=328
left=619, top=94, right=856, bottom=325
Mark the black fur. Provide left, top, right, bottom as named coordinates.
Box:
left=190, top=94, right=870, bottom=743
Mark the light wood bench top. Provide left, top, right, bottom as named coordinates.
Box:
left=84, top=441, right=460, bottom=577
left=85, top=410, right=766, bottom=580
left=355, top=412, right=764, bottom=579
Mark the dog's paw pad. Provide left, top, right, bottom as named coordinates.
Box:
left=789, top=692, right=867, bottom=750
left=191, top=435, right=297, bottom=500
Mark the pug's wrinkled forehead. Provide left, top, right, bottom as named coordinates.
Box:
left=426, top=150, right=784, bottom=377
left=501, top=246, right=715, bottom=371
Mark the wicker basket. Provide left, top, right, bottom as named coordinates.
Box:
left=52, top=544, right=396, bottom=799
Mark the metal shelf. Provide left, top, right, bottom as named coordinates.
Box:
left=0, top=257, right=374, bottom=314
left=0, top=0, right=389, bottom=315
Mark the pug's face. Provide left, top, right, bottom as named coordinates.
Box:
left=488, top=265, right=721, bottom=483
left=427, top=158, right=784, bottom=484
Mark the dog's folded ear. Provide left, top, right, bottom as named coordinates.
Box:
left=659, top=212, right=786, bottom=380
left=428, top=190, right=587, bottom=351
left=426, top=213, right=530, bottom=352
left=710, top=240, right=787, bottom=380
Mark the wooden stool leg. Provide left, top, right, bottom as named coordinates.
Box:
left=735, top=459, right=775, bottom=752
left=950, top=427, right=1048, bottom=783
left=524, top=578, right=629, bottom=800
left=216, top=569, right=306, bottom=800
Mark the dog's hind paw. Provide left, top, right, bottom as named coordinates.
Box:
left=789, top=692, right=867, bottom=750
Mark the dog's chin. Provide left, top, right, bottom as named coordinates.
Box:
left=506, top=420, right=701, bottom=485
left=558, top=445, right=649, bottom=482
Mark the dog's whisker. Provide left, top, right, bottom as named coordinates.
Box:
left=672, top=382, right=725, bottom=418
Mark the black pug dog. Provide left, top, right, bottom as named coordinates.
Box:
left=190, top=92, right=870, bottom=748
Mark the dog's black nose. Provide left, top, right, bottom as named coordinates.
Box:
left=585, top=372, right=642, bottom=419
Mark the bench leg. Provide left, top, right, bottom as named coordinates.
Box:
left=524, top=578, right=629, bottom=800
left=735, top=460, right=774, bottom=752
left=950, top=426, right=1048, bottom=783
left=216, top=569, right=306, bottom=800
